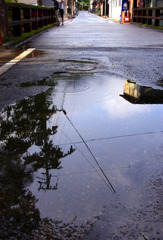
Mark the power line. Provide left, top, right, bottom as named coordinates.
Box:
left=55, top=130, right=163, bottom=146
left=57, top=80, right=116, bottom=193
left=62, top=110, right=116, bottom=194
left=50, top=165, right=131, bottom=178
left=58, top=127, right=116, bottom=191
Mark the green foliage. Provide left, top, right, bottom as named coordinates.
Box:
left=9, top=24, right=55, bottom=44
left=4, top=0, right=17, bottom=3
left=18, top=77, right=57, bottom=87
left=5, top=0, right=52, bottom=9
left=132, top=22, right=163, bottom=30
left=81, top=0, right=89, bottom=4
left=77, top=0, right=89, bottom=7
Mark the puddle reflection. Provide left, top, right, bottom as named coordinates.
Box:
left=121, top=79, right=163, bottom=104
left=0, top=74, right=163, bottom=238
left=26, top=50, right=45, bottom=59
left=0, top=90, right=76, bottom=237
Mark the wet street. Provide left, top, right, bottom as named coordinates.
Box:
left=0, top=11, right=163, bottom=239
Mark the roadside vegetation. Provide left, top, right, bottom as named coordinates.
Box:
left=8, top=24, right=56, bottom=47
left=4, top=0, right=18, bottom=3
left=132, top=22, right=163, bottom=30
left=77, top=0, right=89, bottom=10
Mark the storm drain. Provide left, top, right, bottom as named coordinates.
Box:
left=59, top=59, right=98, bottom=73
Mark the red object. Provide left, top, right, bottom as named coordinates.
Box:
left=124, top=16, right=130, bottom=22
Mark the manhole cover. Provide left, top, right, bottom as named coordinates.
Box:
left=66, top=64, right=96, bottom=72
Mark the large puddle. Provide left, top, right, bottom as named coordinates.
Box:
left=0, top=73, right=163, bottom=238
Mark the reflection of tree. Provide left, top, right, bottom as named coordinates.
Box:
left=0, top=90, right=56, bottom=143
left=0, top=154, right=40, bottom=238
left=0, top=89, right=75, bottom=237
left=0, top=90, right=75, bottom=189
left=25, top=140, right=75, bottom=191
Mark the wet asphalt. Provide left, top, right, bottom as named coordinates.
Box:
left=0, top=11, right=163, bottom=240
left=0, top=12, right=163, bottom=111
left=0, top=11, right=163, bottom=110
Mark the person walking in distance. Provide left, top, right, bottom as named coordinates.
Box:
left=53, top=0, right=60, bottom=26
left=59, top=0, right=64, bottom=25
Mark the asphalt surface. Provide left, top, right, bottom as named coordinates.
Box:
left=0, top=12, right=163, bottom=111
left=0, top=11, right=163, bottom=240
left=0, top=11, right=163, bottom=111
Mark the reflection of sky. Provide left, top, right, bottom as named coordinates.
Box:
left=29, top=74, right=163, bottom=224
left=102, top=95, right=151, bottom=119
left=50, top=74, right=163, bottom=143
left=1, top=73, right=162, bottom=226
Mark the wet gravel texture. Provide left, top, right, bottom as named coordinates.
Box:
left=83, top=172, right=163, bottom=240
left=0, top=171, right=162, bottom=239
left=0, top=215, right=92, bottom=239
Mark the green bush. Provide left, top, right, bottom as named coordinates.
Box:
left=4, top=0, right=17, bottom=3
left=9, top=24, right=55, bottom=43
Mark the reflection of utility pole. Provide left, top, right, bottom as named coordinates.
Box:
left=37, top=173, right=58, bottom=191
left=58, top=108, right=116, bottom=194
left=58, top=83, right=116, bottom=194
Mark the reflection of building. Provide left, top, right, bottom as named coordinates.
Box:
left=120, top=80, right=163, bottom=104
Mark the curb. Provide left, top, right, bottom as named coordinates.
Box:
left=130, top=22, right=163, bottom=33
left=1, top=24, right=57, bottom=50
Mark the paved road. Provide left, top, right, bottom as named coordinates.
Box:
left=18, top=10, right=163, bottom=90
left=0, top=11, right=163, bottom=240
left=28, top=11, right=163, bottom=49
left=0, top=11, right=163, bottom=110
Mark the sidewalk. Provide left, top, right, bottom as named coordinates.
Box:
left=101, top=15, right=121, bottom=23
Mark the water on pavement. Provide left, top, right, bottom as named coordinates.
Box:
left=0, top=73, right=163, bottom=238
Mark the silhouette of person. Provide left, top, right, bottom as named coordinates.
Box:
left=59, top=0, right=64, bottom=25
left=53, top=0, right=60, bottom=26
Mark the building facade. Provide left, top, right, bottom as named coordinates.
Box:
left=42, top=0, right=77, bottom=17
left=90, top=0, right=163, bottom=24
left=109, top=0, right=122, bottom=20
